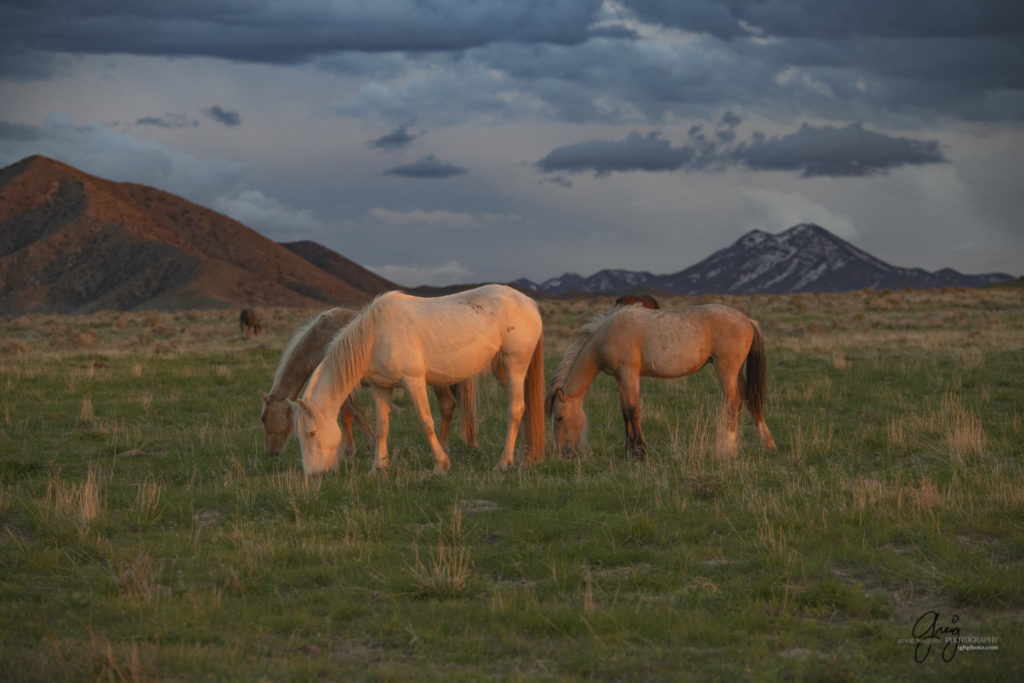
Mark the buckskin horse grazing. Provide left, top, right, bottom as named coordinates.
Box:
left=259, top=307, right=478, bottom=459
left=545, top=304, right=776, bottom=459
left=290, top=284, right=545, bottom=474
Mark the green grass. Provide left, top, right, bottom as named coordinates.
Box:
left=1, top=288, right=1022, bottom=680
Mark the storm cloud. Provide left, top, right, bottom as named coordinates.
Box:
left=383, top=155, right=467, bottom=179
left=731, top=123, right=947, bottom=177
left=369, top=126, right=419, bottom=150
left=135, top=113, right=197, bottom=129
left=203, top=106, right=242, bottom=127
left=538, top=121, right=946, bottom=178
left=0, top=1, right=602, bottom=69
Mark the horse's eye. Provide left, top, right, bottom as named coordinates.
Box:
left=556, top=416, right=563, bottom=422
left=308, top=431, right=316, bottom=438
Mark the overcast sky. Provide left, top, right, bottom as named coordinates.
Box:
left=1, top=1, right=1022, bottom=286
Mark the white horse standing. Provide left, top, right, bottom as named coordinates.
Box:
left=290, top=284, right=546, bottom=474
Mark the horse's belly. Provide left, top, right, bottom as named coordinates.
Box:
left=424, top=349, right=495, bottom=385
left=640, top=348, right=708, bottom=378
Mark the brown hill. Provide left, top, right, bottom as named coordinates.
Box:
left=281, top=240, right=396, bottom=294
left=0, top=155, right=395, bottom=314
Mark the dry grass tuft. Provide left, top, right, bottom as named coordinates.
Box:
left=407, top=506, right=473, bottom=598
left=44, top=466, right=104, bottom=531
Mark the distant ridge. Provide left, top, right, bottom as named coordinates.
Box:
left=511, top=223, right=1013, bottom=296
left=0, top=155, right=393, bottom=314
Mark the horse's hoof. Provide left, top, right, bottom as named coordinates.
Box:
left=493, top=460, right=514, bottom=472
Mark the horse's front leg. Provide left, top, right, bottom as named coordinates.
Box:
left=404, top=377, right=451, bottom=473
left=615, top=373, right=647, bottom=459
left=370, top=386, right=392, bottom=472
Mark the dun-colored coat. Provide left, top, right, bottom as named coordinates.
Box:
left=546, top=304, right=776, bottom=458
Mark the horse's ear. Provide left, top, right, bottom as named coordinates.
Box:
left=258, top=389, right=271, bottom=404
left=286, top=398, right=304, bottom=414
left=544, top=388, right=562, bottom=416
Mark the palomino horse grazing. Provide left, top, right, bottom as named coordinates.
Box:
left=545, top=304, right=776, bottom=458
left=290, top=284, right=545, bottom=474
left=614, top=294, right=660, bottom=309
left=260, top=307, right=478, bottom=458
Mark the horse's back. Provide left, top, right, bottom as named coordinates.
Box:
left=384, top=285, right=539, bottom=332
left=604, top=304, right=752, bottom=377
left=368, top=285, right=540, bottom=383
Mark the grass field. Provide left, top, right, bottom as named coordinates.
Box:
left=1, top=287, right=1022, bottom=680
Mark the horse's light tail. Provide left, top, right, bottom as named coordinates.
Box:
left=744, top=321, right=768, bottom=421
left=457, top=376, right=479, bottom=447
left=522, top=333, right=546, bottom=465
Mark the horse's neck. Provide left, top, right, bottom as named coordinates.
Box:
left=271, top=319, right=343, bottom=400
left=303, top=314, right=374, bottom=412
left=562, top=338, right=600, bottom=399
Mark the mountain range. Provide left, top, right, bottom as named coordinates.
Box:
left=510, top=223, right=1013, bottom=296
left=0, top=155, right=395, bottom=314
left=0, top=155, right=1013, bottom=315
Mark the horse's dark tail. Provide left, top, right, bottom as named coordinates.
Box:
left=743, top=321, right=768, bottom=422
left=522, top=333, right=546, bottom=466
left=343, top=394, right=374, bottom=439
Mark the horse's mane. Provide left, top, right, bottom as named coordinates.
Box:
left=551, top=309, right=617, bottom=389
left=271, top=311, right=325, bottom=390
left=319, top=292, right=398, bottom=398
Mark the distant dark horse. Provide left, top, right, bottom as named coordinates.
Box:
left=615, top=294, right=660, bottom=310
left=239, top=308, right=262, bottom=336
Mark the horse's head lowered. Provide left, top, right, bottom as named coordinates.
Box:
left=288, top=397, right=343, bottom=474
left=259, top=390, right=292, bottom=457
left=545, top=387, right=587, bottom=456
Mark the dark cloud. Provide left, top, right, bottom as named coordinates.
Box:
left=369, top=125, right=419, bottom=150
left=537, top=131, right=695, bottom=175
left=621, top=0, right=1024, bottom=40
left=538, top=122, right=946, bottom=178
left=731, top=122, right=947, bottom=177
left=383, top=155, right=467, bottom=179
left=203, top=106, right=241, bottom=127
left=135, top=113, right=197, bottom=129
left=0, top=1, right=602, bottom=68
left=3, top=1, right=1022, bottom=124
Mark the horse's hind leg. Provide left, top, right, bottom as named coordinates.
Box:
left=433, top=385, right=456, bottom=447
left=494, top=359, right=527, bottom=472
left=713, top=362, right=744, bottom=455
left=405, top=377, right=451, bottom=473
left=615, top=373, right=646, bottom=459
left=747, top=395, right=776, bottom=451
left=337, top=404, right=356, bottom=458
